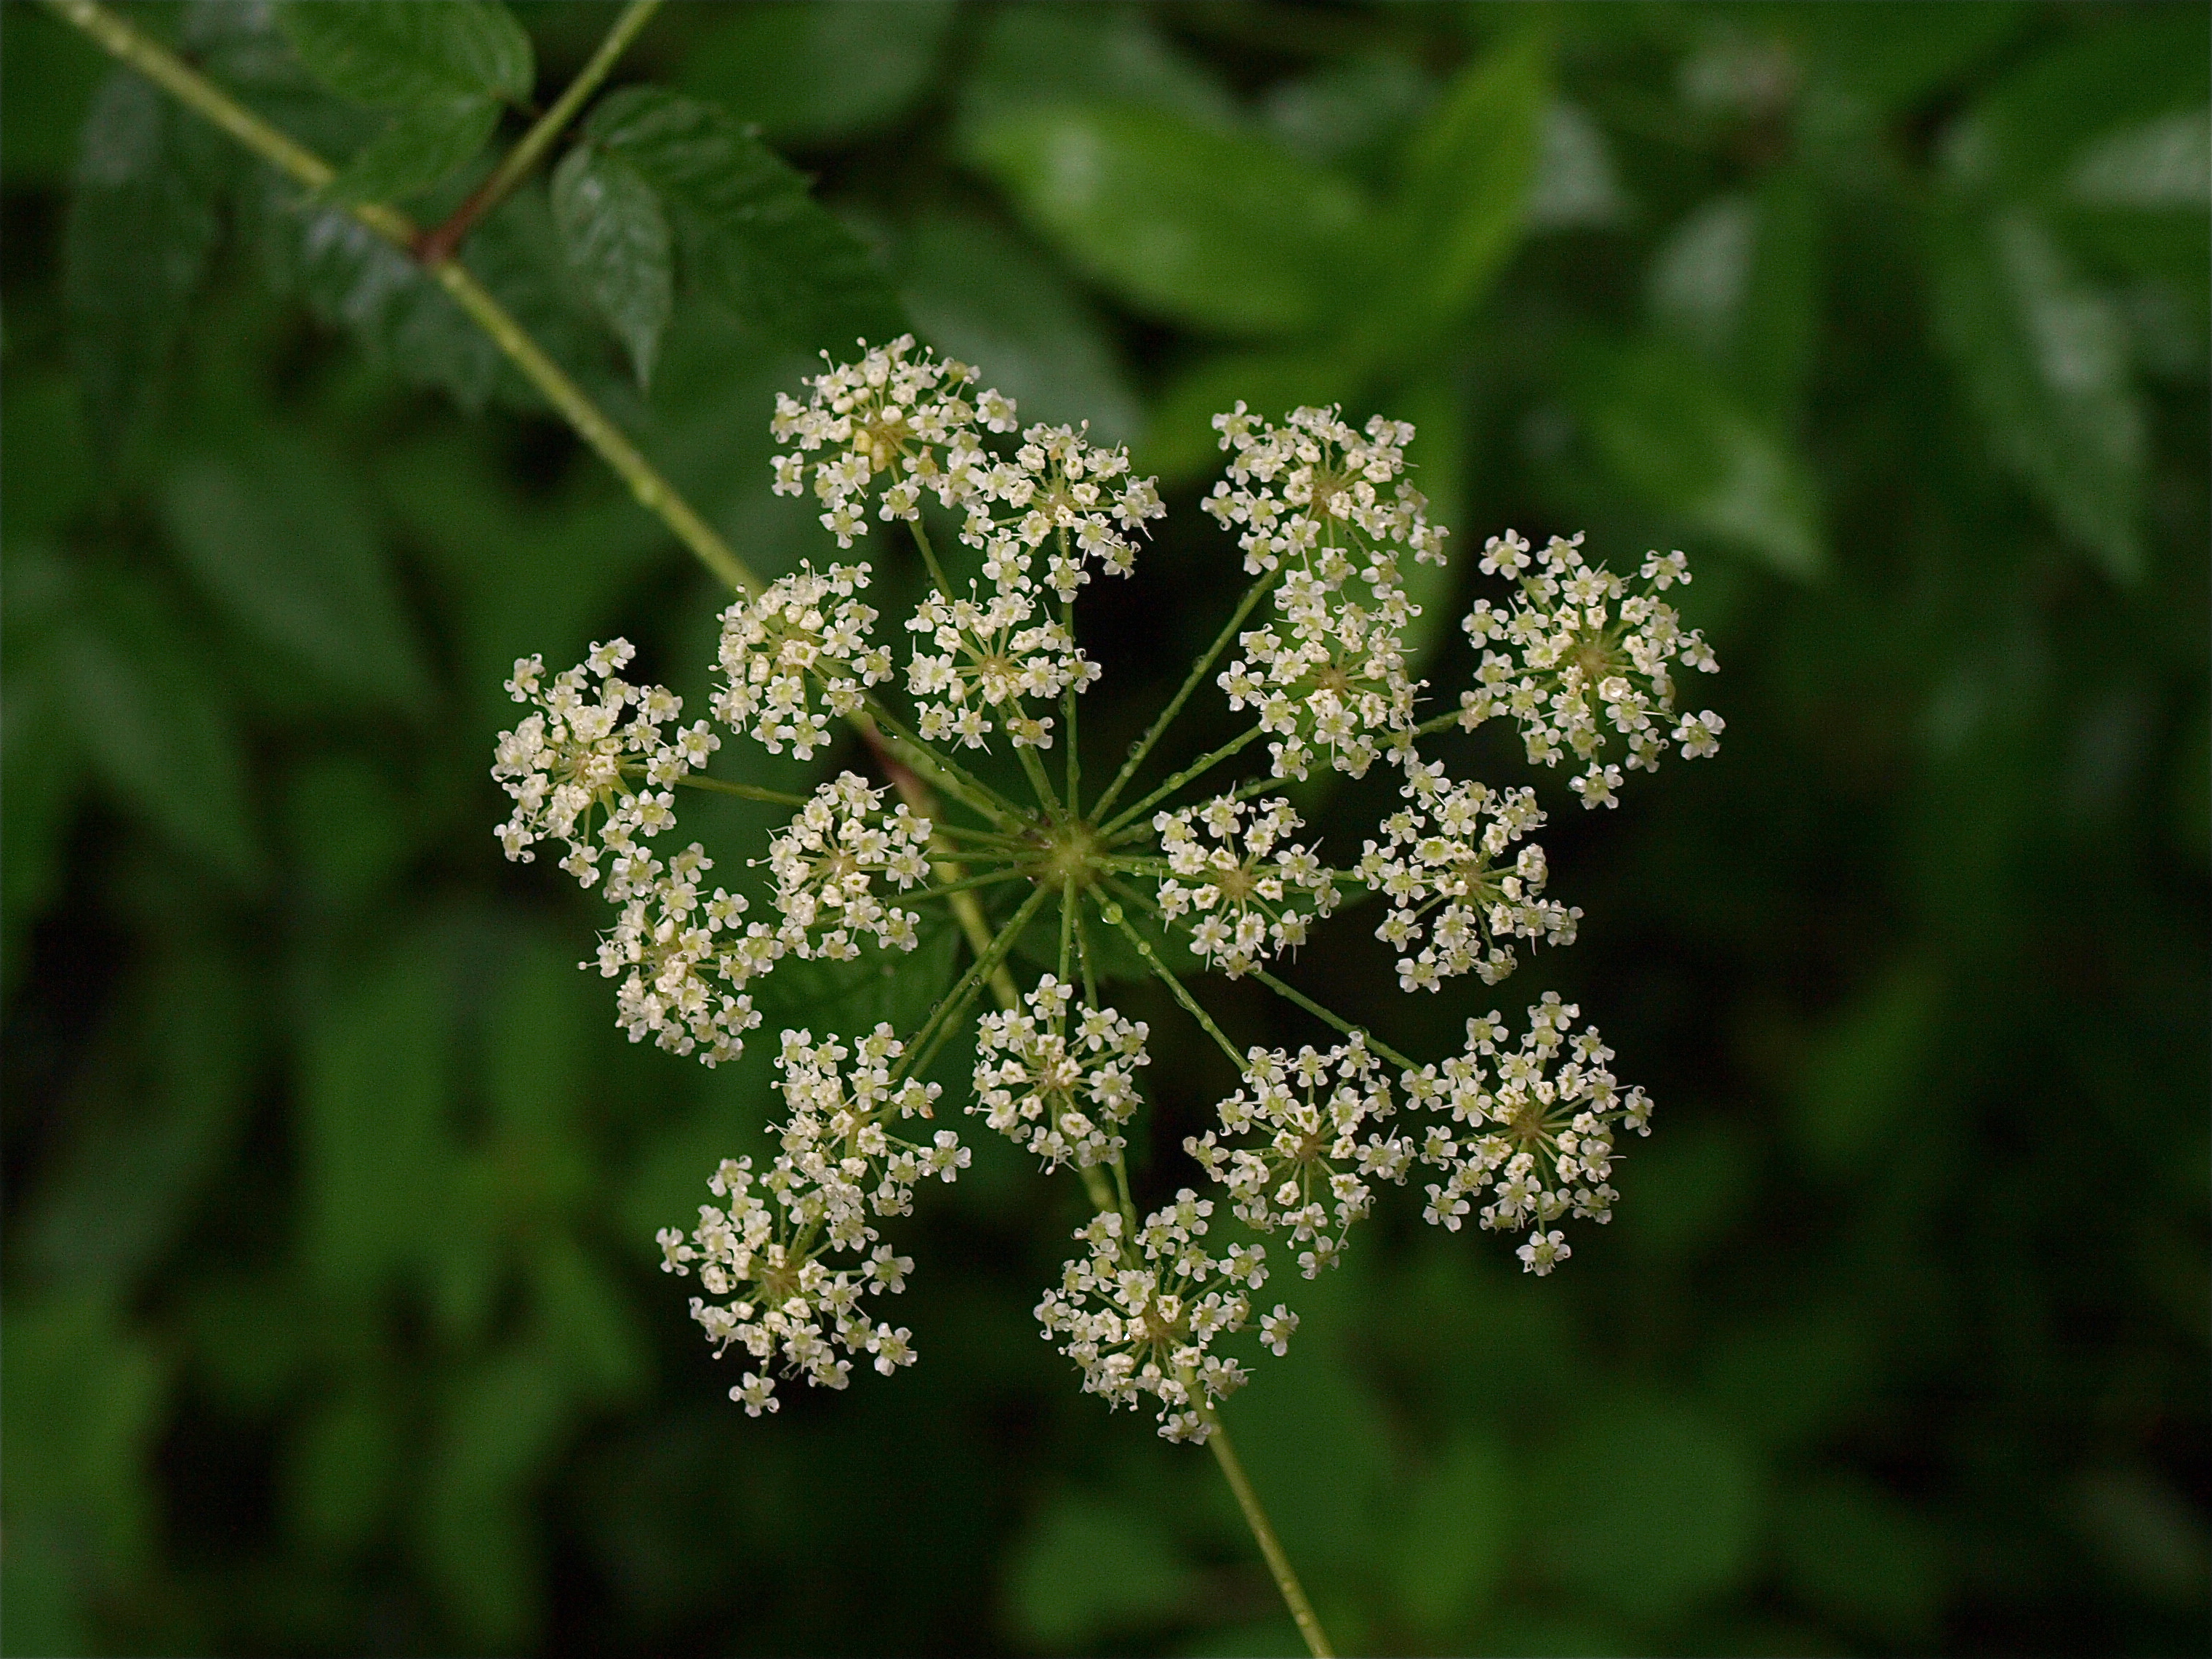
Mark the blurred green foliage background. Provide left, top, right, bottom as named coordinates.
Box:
left=3, top=2, right=2206, bottom=1654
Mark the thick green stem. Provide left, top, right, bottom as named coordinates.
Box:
left=1201, top=1408, right=1336, bottom=1658
left=1090, top=569, right=1278, bottom=823
left=418, top=0, right=665, bottom=265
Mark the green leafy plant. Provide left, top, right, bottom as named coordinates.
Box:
left=9, top=4, right=2203, bottom=1656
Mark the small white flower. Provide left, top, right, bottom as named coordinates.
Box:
left=1189, top=1037, right=1408, bottom=1269
left=1358, top=768, right=1579, bottom=989
left=714, top=561, right=893, bottom=760
left=1403, top=994, right=1651, bottom=1266
left=1035, top=1189, right=1258, bottom=1440
left=673, top=1023, right=959, bottom=1399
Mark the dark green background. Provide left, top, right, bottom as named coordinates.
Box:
left=4, top=3, right=2205, bottom=1654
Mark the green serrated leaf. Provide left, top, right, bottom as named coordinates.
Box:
left=63, top=70, right=225, bottom=457
left=160, top=433, right=433, bottom=712
left=552, top=144, right=671, bottom=390
left=1571, top=337, right=1826, bottom=581
left=585, top=87, right=905, bottom=353
left=278, top=0, right=532, bottom=109
left=1378, top=30, right=1547, bottom=343
left=1931, top=204, right=2145, bottom=583
left=325, top=95, right=500, bottom=204
left=965, top=105, right=1366, bottom=338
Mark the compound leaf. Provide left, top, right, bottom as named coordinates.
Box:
left=552, top=143, right=672, bottom=389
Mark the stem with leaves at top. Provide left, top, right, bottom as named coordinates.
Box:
left=417, top=0, right=666, bottom=265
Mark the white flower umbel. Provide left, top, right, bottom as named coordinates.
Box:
left=1459, top=532, right=1723, bottom=807
left=1400, top=993, right=1651, bottom=1272
left=492, top=639, right=710, bottom=871
left=764, top=772, right=934, bottom=960
left=1357, top=764, right=1581, bottom=991
left=1203, top=402, right=1448, bottom=588
left=949, top=422, right=1164, bottom=601
left=488, top=349, right=1714, bottom=1556
left=905, top=583, right=1097, bottom=751
left=770, top=334, right=1014, bottom=545
left=972, top=975, right=1150, bottom=1170
left=593, top=842, right=769, bottom=1064
left=1219, top=582, right=1423, bottom=781
left=657, top=1024, right=968, bottom=1414
left=713, top=561, right=892, bottom=760
left=1153, top=793, right=1339, bottom=977
left=1185, top=1037, right=1413, bottom=1279
left=1035, top=1193, right=1273, bottom=1443
left=495, top=643, right=769, bottom=1061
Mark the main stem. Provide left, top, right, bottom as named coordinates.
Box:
left=1203, top=1409, right=1336, bottom=1658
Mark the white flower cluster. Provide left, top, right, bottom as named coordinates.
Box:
left=1358, top=765, right=1579, bottom=991
left=905, top=587, right=1095, bottom=751
left=1219, top=578, right=1423, bottom=781
left=492, top=639, right=715, bottom=875
left=713, top=561, right=891, bottom=761
left=1035, top=1196, right=1297, bottom=1443
left=1400, top=994, right=1651, bottom=1274
left=1203, top=401, right=1447, bottom=583
left=657, top=1025, right=969, bottom=1414
left=972, top=975, right=1150, bottom=1170
left=593, top=840, right=771, bottom=1064
left=1185, top=1037, right=1412, bottom=1279
left=1459, top=532, right=1723, bottom=808
left=495, top=643, right=768, bottom=1062
left=1153, top=793, right=1339, bottom=976
left=953, top=420, right=1166, bottom=601
left=763, top=772, right=934, bottom=960
left=1203, top=405, right=1447, bottom=782
left=770, top=334, right=1014, bottom=546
